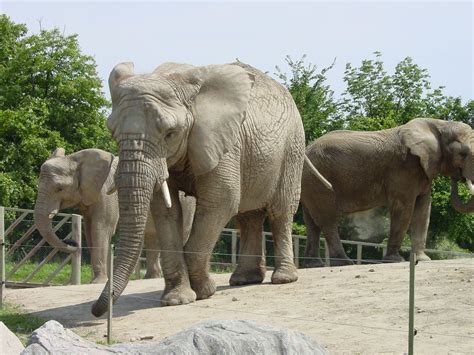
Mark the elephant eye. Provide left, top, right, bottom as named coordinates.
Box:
left=165, top=131, right=176, bottom=141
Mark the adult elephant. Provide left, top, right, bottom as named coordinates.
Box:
left=301, top=118, right=473, bottom=267
left=91, top=61, right=330, bottom=317
left=34, top=148, right=196, bottom=283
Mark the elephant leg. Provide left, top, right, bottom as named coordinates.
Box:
left=82, top=216, right=96, bottom=282
left=229, top=210, right=266, bottom=286
left=302, top=206, right=325, bottom=268
left=322, top=223, right=353, bottom=267
left=144, top=218, right=162, bottom=279
left=384, top=199, right=416, bottom=262
left=267, top=211, right=298, bottom=284
left=409, top=193, right=432, bottom=262
left=151, top=187, right=196, bottom=306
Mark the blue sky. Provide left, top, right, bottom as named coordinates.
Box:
left=1, top=1, right=472, bottom=101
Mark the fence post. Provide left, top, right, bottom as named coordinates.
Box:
left=0, top=206, right=5, bottom=309
left=262, top=233, right=266, bottom=254
left=382, top=246, right=387, bottom=259
left=231, top=230, right=237, bottom=267
left=293, top=236, right=299, bottom=268
left=356, top=244, right=362, bottom=265
left=408, top=251, right=416, bottom=355
left=107, top=244, right=114, bottom=345
left=71, top=214, right=82, bottom=285
left=134, top=259, right=141, bottom=280
left=324, top=239, right=330, bottom=266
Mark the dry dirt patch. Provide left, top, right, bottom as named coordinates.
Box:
left=5, top=259, right=474, bottom=354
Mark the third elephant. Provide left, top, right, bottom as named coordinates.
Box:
left=301, top=118, right=473, bottom=267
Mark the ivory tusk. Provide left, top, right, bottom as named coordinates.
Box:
left=161, top=180, right=172, bottom=208
left=466, top=179, right=474, bottom=195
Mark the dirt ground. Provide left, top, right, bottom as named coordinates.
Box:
left=5, top=259, right=474, bottom=354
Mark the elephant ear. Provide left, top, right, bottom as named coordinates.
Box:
left=399, top=118, right=442, bottom=179
left=177, top=64, right=255, bottom=176
left=49, top=148, right=65, bottom=159
left=77, top=150, right=115, bottom=206
left=108, top=62, right=135, bottom=102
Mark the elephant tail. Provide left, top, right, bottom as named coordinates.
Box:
left=304, top=155, right=333, bottom=191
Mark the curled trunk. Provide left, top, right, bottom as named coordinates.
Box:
left=34, top=193, right=78, bottom=253
left=450, top=179, right=474, bottom=214
left=92, top=140, right=165, bottom=317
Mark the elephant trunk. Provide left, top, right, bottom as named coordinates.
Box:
left=91, top=138, right=167, bottom=317
left=450, top=179, right=474, bottom=214
left=34, top=191, right=78, bottom=253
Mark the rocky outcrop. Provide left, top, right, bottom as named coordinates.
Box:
left=22, top=319, right=327, bottom=354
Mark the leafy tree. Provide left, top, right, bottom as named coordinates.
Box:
left=275, top=55, right=341, bottom=144
left=0, top=15, right=115, bottom=208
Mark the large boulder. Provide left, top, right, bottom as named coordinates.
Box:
left=22, top=320, right=327, bottom=354
left=0, top=321, right=25, bottom=355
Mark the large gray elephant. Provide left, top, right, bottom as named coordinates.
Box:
left=91, top=61, right=331, bottom=317
left=301, top=118, right=473, bottom=267
left=34, top=148, right=196, bottom=283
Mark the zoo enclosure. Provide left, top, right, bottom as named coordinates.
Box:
left=0, top=206, right=472, bottom=289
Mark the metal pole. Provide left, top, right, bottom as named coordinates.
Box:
left=107, top=244, right=114, bottom=345
left=0, top=206, right=5, bottom=309
left=408, top=251, right=416, bottom=355
left=231, top=230, right=237, bottom=267
left=71, top=214, right=82, bottom=285
left=356, top=244, right=362, bottom=265
left=293, top=237, right=300, bottom=268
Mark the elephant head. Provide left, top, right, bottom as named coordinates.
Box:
left=34, top=148, right=115, bottom=252
left=91, top=62, right=254, bottom=317
left=400, top=118, right=474, bottom=209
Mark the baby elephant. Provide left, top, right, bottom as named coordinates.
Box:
left=34, top=148, right=195, bottom=283
left=301, top=118, right=473, bottom=266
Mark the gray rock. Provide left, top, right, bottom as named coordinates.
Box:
left=22, top=319, right=327, bottom=354
left=0, top=321, right=25, bottom=355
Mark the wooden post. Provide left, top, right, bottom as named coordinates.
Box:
left=293, top=237, right=300, bottom=268
left=134, top=259, right=141, bottom=280
left=356, top=244, right=362, bottom=265
left=107, top=244, right=114, bottom=345
left=382, top=246, right=387, bottom=259
left=262, top=233, right=266, bottom=254
left=408, top=252, right=416, bottom=355
left=231, top=230, right=237, bottom=267
left=71, top=214, right=82, bottom=285
left=0, top=206, right=5, bottom=309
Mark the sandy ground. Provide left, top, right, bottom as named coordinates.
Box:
left=5, top=259, right=474, bottom=354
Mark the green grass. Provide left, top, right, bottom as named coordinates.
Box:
left=6, top=261, right=94, bottom=285
left=0, top=303, right=46, bottom=346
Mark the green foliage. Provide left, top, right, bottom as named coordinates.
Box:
left=275, top=55, right=342, bottom=143
left=0, top=15, right=115, bottom=208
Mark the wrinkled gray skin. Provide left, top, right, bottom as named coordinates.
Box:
left=91, top=61, right=311, bottom=317
left=34, top=148, right=196, bottom=283
left=301, top=118, right=474, bottom=267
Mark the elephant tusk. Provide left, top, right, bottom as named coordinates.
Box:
left=161, top=180, right=172, bottom=208
left=466, top=179, right=474, bottom=195
left=48, top=210, right=58, bottom=219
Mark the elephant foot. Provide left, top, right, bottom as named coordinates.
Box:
left=271, top=264, right=298, bottom=284
left=304, top=257, right=325, bottom=268
left=144, top=271, right=162, bottom=279
left=190, top=276, right=216, bottom=300
left=91, top=275, right=108, bottom=284
left=329, top=256, right=354, bottom=267
left=383, top=253, right=405, bottom=263
left=415, top=251, right=431, bottom=261
left=229, top=266, right=266, bottom=286
left=161, top=286, right=196, bottom=306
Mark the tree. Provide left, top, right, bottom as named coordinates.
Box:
left=275, top=55, right=341, bottom=144
left=0, top=15, right=115, bottom=208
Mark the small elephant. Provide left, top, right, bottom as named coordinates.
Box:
left=91, top=61, right=331, bottom=317
left=34, top=148, right=196, bottom=283
left=301, top=118, right=473, bottom=267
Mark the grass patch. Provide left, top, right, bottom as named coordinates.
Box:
left=6, top=261, right=94, bottom=284
left=0, top=303, right=46, bottom=346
